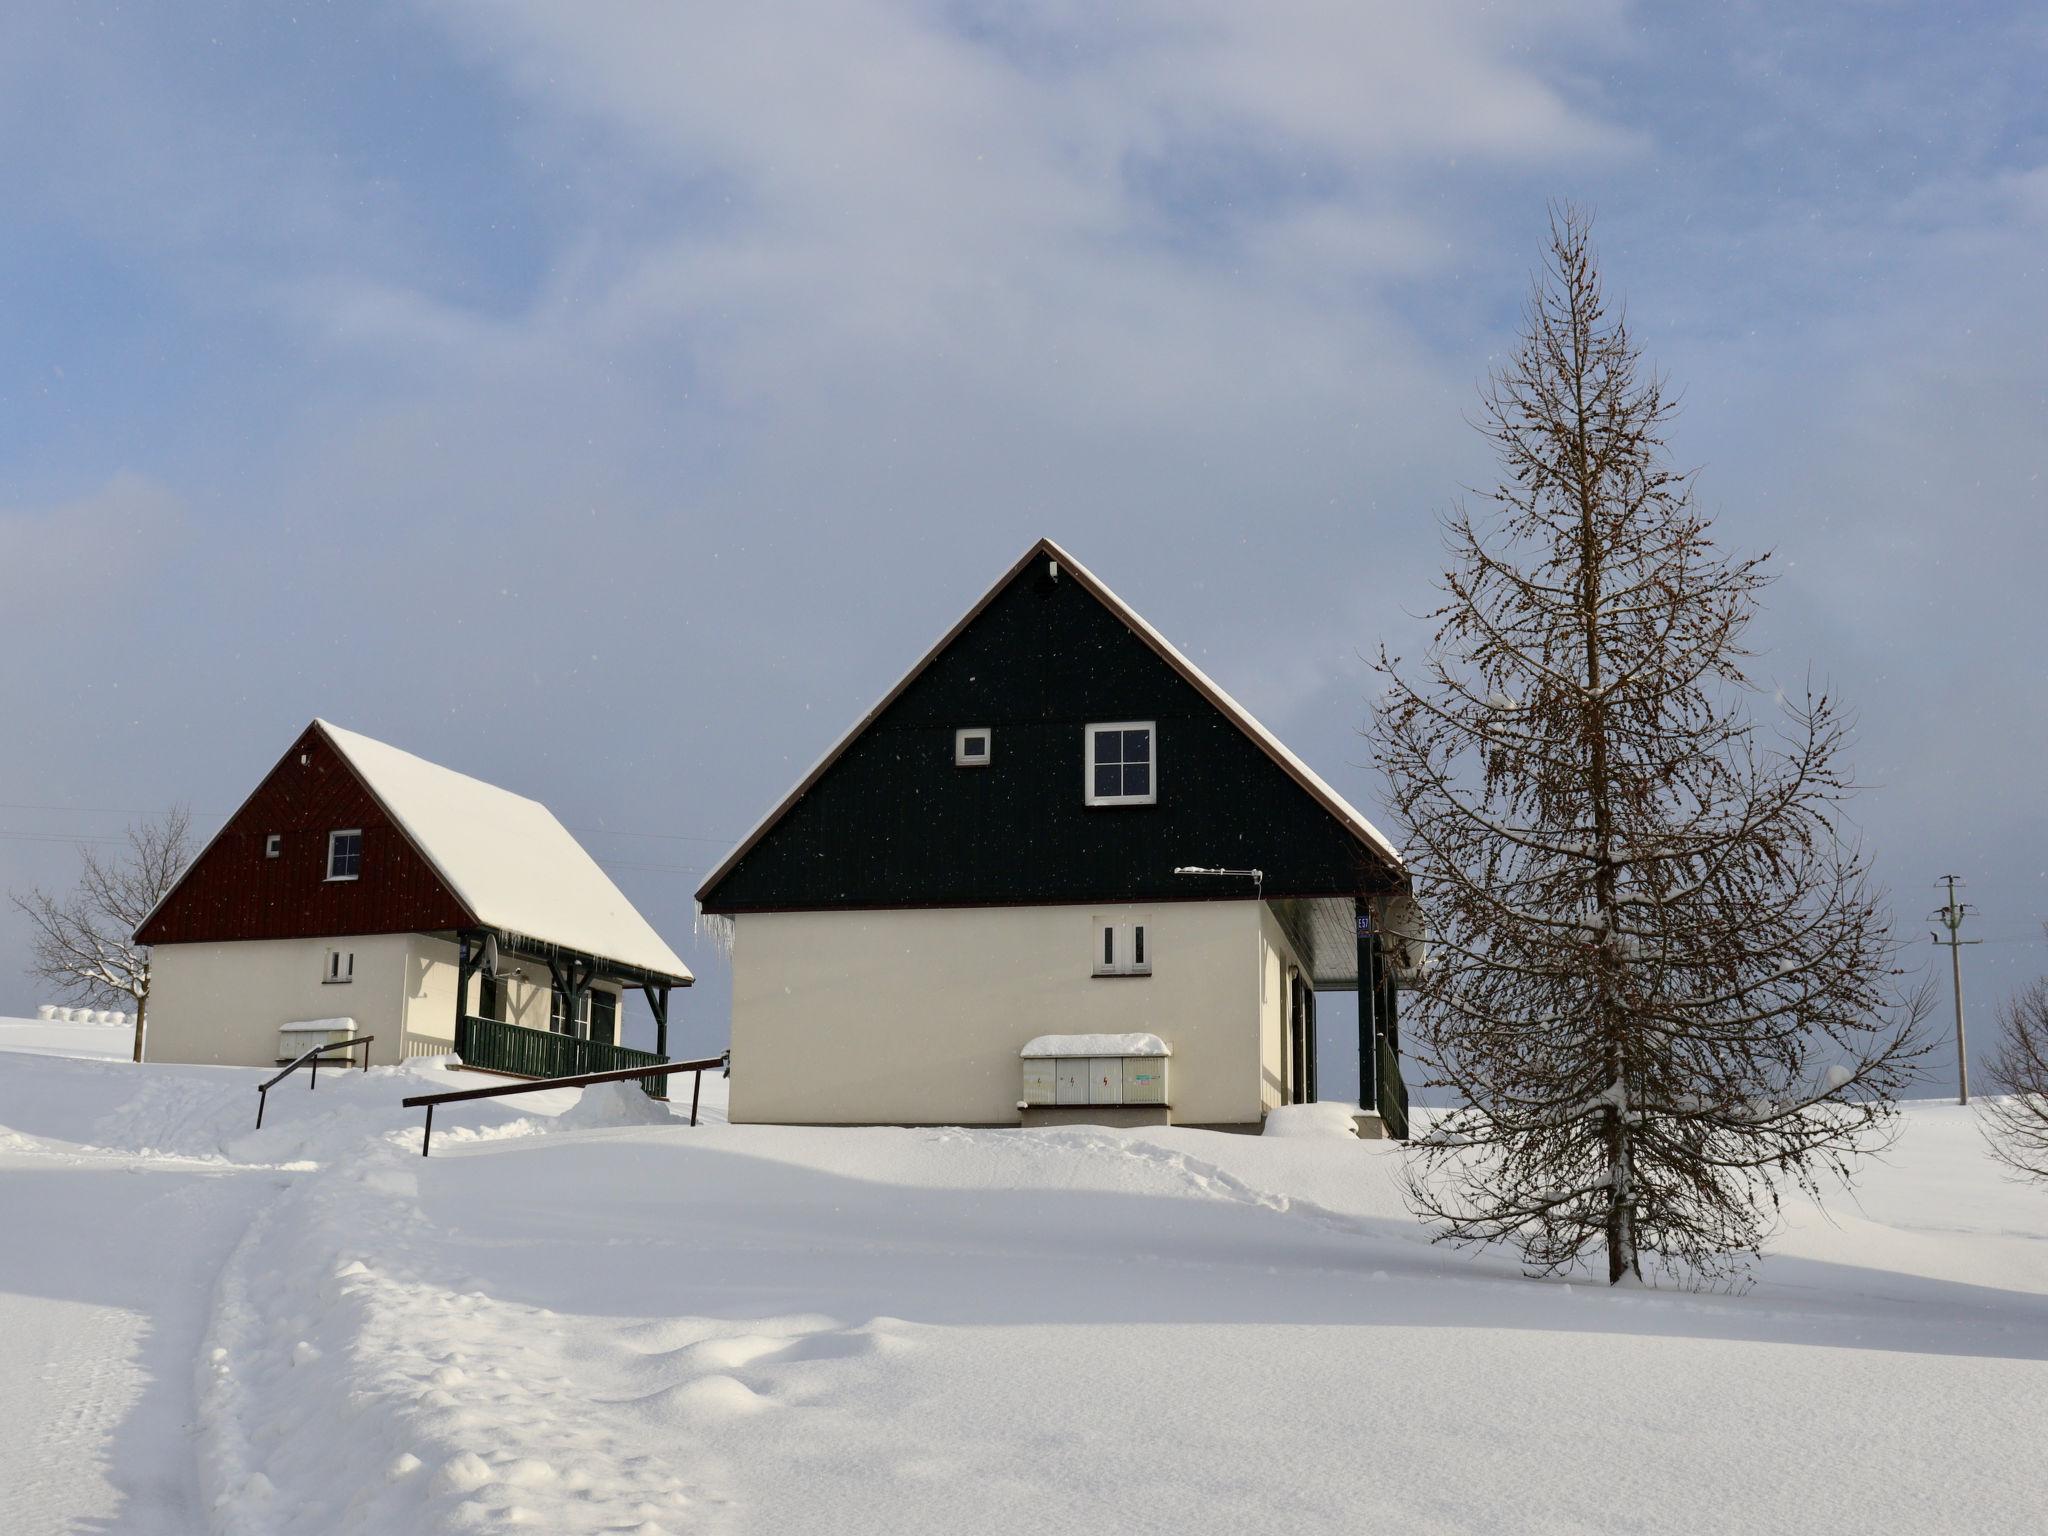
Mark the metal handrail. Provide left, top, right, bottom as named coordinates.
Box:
left=403, top=1051, right=729, bottom=1156
left=255, top=1036, right=376, bottom=1129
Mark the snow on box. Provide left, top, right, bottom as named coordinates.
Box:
left=1020, top=1032, right=1171, bottom=1057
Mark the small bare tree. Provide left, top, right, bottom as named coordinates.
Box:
left=1981, top=954, right=2048, bottom=1182
left=10, top=806, right=193, bottom=1063
left=1373, top=206, right=1927, bottom=1286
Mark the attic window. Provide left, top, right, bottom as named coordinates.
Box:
left=326, top=829, right=362, bottom=882
left=264, top=834, right=281, bottom=859
left=955, top=728, right=992, bottom=767
left=1084, top=722, right=1155, bottom=806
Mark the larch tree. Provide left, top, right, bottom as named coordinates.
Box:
left=10, top=805, right=193, bottom=1063
left=1372, top=205, right=1927, bottom=1287
left=1980, top=952, right=2048, bottom=1183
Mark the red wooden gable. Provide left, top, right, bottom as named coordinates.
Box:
left=137, top=723, right=477, bottom=946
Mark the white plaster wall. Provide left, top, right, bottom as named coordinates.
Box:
left=147, top=933, right=633, bottom=1069
left=728, top=901, right=1268, bottom=1127
left=145, top=936, right=415, bottom=1066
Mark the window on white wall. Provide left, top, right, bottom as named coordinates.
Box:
left=324, top=949, right=354, bottom=984
left=1093, top=918, right=1152, bottom=977
left=1084, top=722, right=1156, bottom=806
left=326, top=829, right=362, bottom=881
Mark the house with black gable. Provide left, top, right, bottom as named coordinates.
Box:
left=697, top=538, right=1419, bottom=1135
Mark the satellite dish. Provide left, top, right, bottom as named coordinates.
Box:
left=481, top=934, right=502, bottom=979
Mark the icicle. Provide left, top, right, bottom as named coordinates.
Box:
left=694, top=907, right=736, bottom=957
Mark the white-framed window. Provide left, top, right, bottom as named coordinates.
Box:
left=1084, top=721, right=1155, bottom=806
left=955, top=727, right=992, bottom=767
left=324, top=948, right=354, bottom=984
left=325, top=829, right=362, bottom=881
left=1093, top=917, right=1152, bottom=977
left=264, top=833, right=281, bottom=859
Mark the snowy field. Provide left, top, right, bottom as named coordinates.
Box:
left=0, top=1022, right=2043, bottom=1534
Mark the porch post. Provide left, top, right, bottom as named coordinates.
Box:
left=1306, top=986, right=1319, bottom=1104
left=645, top=982, right=671, bottom=1060
left=1356, top=897, right=1379, bottom=1114
left=456, top=932, right=481, bottom=1044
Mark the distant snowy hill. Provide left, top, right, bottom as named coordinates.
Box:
left=0, top=1030, right=2041, bottom=1534
left=0, top=1010, right=132, bottom=1059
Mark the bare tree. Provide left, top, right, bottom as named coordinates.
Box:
left=10, top=806, right=193, bottom=1062
left=1372, top=206, right=1927, bottom=1287
left=1981, top=954, right=2048, bottom=1182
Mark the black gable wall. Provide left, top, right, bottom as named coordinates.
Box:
left=701, top=556, right=1400, bottom=912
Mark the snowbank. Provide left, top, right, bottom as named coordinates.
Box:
left=549, top=1080, right=678, bottom=1131
left=1020, top=1032, right=1170, bottom=1057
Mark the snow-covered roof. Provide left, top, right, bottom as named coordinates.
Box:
left=318, top=722, right=691, bottom=981
left=1062, top=543, right=1402, bottom=868
left=698, top=537, right=1402, bottom=903
left=1021, top=1033, right=1172, bottom=1058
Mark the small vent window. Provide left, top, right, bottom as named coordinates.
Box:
left=324, top=948, right=354, bottom=984
left=955, top=728, right=992, bottom=767
left=264, top=834, right=281, bottom=859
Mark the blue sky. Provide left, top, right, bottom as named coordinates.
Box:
left=3, top=1, right=2043, bottom=1092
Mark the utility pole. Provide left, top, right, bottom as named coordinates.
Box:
left=1930, top=875, right=1982, bottom=1106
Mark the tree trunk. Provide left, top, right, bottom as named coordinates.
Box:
left=131, top=985, right=147, bottom=1064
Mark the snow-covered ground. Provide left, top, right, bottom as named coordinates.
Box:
left=0, top=1022, right=2042, bottom=1534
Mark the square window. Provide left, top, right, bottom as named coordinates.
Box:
left=954, top=728, right=992, bottom=767
left=326, top=829, right=362, bottom=881
left=264, top=834, right=281, bottom=859
left=1084, top=722, right=1157, bottom=806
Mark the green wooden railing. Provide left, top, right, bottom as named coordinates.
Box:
left=1377, top=1034, right=1410, bottom=1141
left=454, top=1015, right=670, bottom=1099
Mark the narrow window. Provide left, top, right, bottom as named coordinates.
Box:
left=326, top=829, right=362, bottom=881
left=264, top=834, right=281, bottom=859
left=1093, top=919, right=1153, bottom=977
left=1083, top=722, right=1156, bottom=806
left=954, top=728, right=992, bottom=767
left=324, top=949, right=353, bottom=984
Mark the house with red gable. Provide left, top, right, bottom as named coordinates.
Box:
left=136, top=720, right=691, bottom=1080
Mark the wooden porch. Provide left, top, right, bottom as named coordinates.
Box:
left=453, top=927, right=691, bottom=1098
